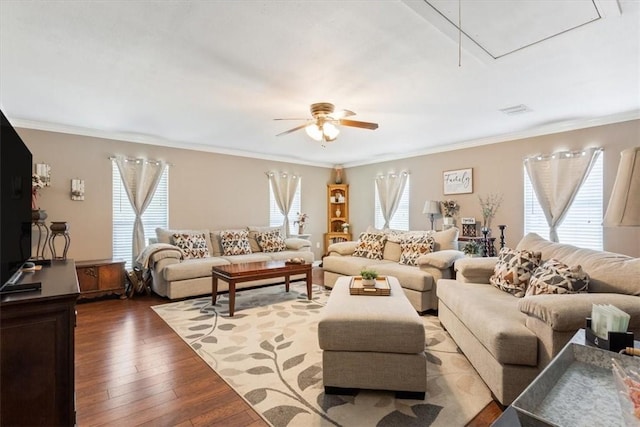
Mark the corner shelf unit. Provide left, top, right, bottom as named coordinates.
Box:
left=324, top=184, right=352, bottom=253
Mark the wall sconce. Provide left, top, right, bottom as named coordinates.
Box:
left=71, top=178, right=84, bottom=201
left=35, top=163, right=51, bottom=187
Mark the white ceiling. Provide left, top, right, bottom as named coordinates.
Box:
left=1, top=0, right=638, bottom=167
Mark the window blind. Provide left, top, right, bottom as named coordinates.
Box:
left=524, top=154, right=603, bottom=250
left=269, top=179, right=301, bottom=232
left=374, top=176, right=410, bottom=230
left=112, top=162, right=169, bottom=268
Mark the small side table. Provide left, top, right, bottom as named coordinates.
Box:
left=31, top=220, right=50, bottom=260
left=49, top=221, right=70, bottom=260
left=75, top=259, right=126, bottom=300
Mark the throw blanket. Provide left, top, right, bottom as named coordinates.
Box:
left=135, top=243, right=184, bottom=270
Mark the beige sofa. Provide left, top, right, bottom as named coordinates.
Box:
left=437, top=232, right=640, bottom=405
left=322, top=227, right=464, bottom=312
left=142, top=226, right=314, bottom=299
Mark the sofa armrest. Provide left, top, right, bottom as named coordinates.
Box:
left=518, top=293, right=640, bottom=332
left=135, top=243, right=184, bottom=270
left=417, top=250, right=465, bottom=270
left=284, top=238, right=311, bottom=251
left=327, top=241, right=358, bottom=256
left=454, top=256, right=498, bottom=283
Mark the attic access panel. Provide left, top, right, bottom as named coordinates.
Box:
left=426, top=0, right=601, bottom=59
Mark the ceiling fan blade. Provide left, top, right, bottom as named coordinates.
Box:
left=333, top=109, right=356, bottom=119
left=339, top=119, right=379, bottom=130
left=276, top=123, right=309, bottom=137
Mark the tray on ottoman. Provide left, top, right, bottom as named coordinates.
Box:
left=512, top=342, right=638, bottom=427
left=349, top=276, right=390, bottom=296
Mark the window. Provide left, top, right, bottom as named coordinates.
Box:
left=269, top=179, right=301, bottom=232
left=112, top=163, right=169, bottom=268
left=374, top=175, right=410, bottom=230
left=524, top=154, right=603, bottom=250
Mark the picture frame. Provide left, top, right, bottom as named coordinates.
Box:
left=443, top=168, right=473, bottom=195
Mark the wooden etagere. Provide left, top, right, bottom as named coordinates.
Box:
left=324, top=184, right=352, bottom=253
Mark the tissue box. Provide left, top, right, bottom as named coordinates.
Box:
left=585, top=318, right=634, bottom=353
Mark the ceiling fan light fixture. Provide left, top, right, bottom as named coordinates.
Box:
left=323, top=122, right=340, bottom=140
left=305, top=123, right=323, bottom=141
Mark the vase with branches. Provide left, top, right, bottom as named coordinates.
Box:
left=478, top=193, right=503, bottom=233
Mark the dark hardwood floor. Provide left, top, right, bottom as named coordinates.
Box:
left=75, top=268, right=502, bottom=426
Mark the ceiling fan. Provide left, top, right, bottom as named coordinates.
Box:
left=275, top=102, right=378, bottom=145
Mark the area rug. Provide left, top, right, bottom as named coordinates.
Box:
left=152, top=283, right=492, bottom=427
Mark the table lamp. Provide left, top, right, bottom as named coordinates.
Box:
left=423, top=200, right=440, bottom=230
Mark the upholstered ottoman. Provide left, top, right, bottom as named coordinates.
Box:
left=318, top=276, right=426, bottom=399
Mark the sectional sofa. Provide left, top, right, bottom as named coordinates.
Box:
left=140, top=226, right=314, bottom=299
left=322, top=227, right=464, bottom=312
left=437, top=232, right=640, bottom=405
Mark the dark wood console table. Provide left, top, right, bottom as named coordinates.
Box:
left=1, top=260, right=80, bottom=425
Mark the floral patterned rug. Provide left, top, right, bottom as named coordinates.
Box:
left=152, top=283, right=492, bottom=427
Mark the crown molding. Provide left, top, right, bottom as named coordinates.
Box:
left=10, top=109, right=639, bottom=170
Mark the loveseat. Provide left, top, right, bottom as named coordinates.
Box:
left=437, top=232, right=640, bottom=405
left=322, top=227, right=464, bottom=312
left=140, top=226, right=314, bottom=299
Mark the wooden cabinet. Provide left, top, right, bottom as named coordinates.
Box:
left=324, top=184, right=352, bottom=253
left=75, top=259, right=126, bottom=299
left=1, top=260, right=79, bottom=426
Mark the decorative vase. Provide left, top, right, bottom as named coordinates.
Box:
left=335, top=208, right=341, bottom=217
left=31, top=209, right=47, bottom=221
left=334, top=166, right=343, bottom=184
left=297, top=224, right=304, bottom=235
left=443, top=216, right=455, bottom=226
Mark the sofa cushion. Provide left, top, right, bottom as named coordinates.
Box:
left=220, top=229, right=252, bottom=256
left=431, top=227, right=459, bottom=251
left=366, top=263, right=435, bottom=292
left=516, top=233, right=640, bottom=296
left=172, top=232, right=210, bottom=259
left=454, top=257, right=498, bottom=283
left=353, top=232, right=387, bottom=260
left=256, top=230, right=287, bottom=252
left=156, top=227, right=214, bottom=255
left=162, top=257, right=230, bottom=282
left=322, top=256, right=393, bottom=277
left=437, top=279, right=538, bottom=366
left=490, top=247, right=542, bottom=298
left=399, top=234, right=435, bottom=266
left=525, top=259, right=589, bottom=296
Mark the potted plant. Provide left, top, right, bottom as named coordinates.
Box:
left=441, top=200, right=459, bottom=226
left=360, top=268, right=378, bottom=287
left=463, top=241, right=481, bottom=257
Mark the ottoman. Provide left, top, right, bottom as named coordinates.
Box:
left=318, top=276, right=426, bottom=399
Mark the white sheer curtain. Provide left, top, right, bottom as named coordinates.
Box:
left=375, top=171, right=409, bottom=229
left=267, top=171, right=301, bottom=236
left=524, top=147, right=601, bottom=242
left=115, top=156, right=167, bottom=263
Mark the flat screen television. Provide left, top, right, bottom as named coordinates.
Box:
left=1, top=109, right=33, bottom=286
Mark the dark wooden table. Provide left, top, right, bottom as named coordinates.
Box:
left=212, top=260, right=312, bottom=316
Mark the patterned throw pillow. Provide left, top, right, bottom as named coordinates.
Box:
left=399, top=234, right=435, bottom=266
left=490, top=247, right=542, bottom=297
left=353, top=232, right=387, bottom=260
left=256, top=230, right=287, bottom=252
left=172, top=233, right=210, bottom=259
left=219, top=230, right=252, bottom=256
left=525, top=259, right=589, bottom=296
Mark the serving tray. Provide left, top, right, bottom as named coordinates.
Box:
left=349, top=276, right=390, bottom=296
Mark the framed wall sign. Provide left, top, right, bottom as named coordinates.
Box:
left=443, top=168, right=473, bottom=195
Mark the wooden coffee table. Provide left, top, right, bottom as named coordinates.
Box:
left=211, top=260, right=312, bottom=316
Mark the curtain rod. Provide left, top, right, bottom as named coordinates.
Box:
left=108, top=156, right=174, bottom=166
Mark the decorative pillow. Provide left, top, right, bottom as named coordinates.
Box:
left=353, top=232, right=387, bottom=260
left=399, top=234, right=435, bottom=266
left=219, top=230, right=252, bottom=256
left=525, top=259, right=589, bottom=296
left=172, top=233, right=210, bottom=259
left=256, top=230, right=287, bottom=253
left=490, top=247, right=542, bottom=297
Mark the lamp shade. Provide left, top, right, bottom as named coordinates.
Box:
left=603, top=147, right=640, bottom=227
left=423, top=200, right=441, bottom=215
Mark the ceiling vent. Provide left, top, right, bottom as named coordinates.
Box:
left=499, top=104, right=532, bottom=115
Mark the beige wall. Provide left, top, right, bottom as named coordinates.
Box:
left=18, top=119, right=640, bottom=263
left=18, top=128, right=332, bottom=261
left=344, top=119, right=639, bottom=257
